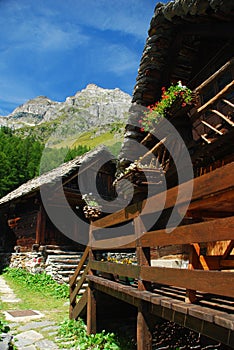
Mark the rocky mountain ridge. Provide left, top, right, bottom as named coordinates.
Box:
left=0, top=85, right=132, bottom=135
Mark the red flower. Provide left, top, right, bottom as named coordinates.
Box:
left=140, top=127, right=145, bottom=132
left=181, top=102, right=186, bottom=107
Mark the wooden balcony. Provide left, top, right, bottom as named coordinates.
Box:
left=69, top=162, right=234, bottom=349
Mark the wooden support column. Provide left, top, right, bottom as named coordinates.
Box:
left=186, top=243, right=201, bottom=303
left=135, top=216, right=153, bottom=350
left=87, top=281, right=97, bottom=335
left=87, top=222, right=96, bottom=334
left=137, top=301, right=152, bottom=350
left=134, top=217, right=151, bottom=291
left=35, top=204, right=46, bottom=245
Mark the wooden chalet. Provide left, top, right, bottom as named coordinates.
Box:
left=68, top=1, right=234, bottom=349
left=0, top=146, right=116, bottom=253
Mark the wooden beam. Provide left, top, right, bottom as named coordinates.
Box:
left=87, top=282, right=96, bottom=335
left=90, top=260, right=139, bottom=279
left=194, top=59, right=234, bottom=93
left=222, top=98, right=234, bottom=109
left=135, top=217, right=151, bottom=291
left=70, top=246, right=89, bottom=287
left=137, top=301, right=152, bottom=350
left=222, top=240, right=234, bottom=260
left=140, top=267, right=234, bottom=298
left=210, top=109, right=234, bottom=127
left=137, top=137, right=166, bottom=165
left=70, top=265, right=89, bottom=305
left=71, top=289, right=88, bottom=320
left=92, top=162, right=234, bottom=230
left=197, top=80, right=234, bottom=114
left=140, top=216, right=234, bottom=247
left=35, top=205, right=46, bottom=245
left=201, top=120, right=223, bottom=135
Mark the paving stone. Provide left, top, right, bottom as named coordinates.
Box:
left=35, top=339, right=59, bottom=349
left=17, top=345, right=37, bottom=350
left=48, top=331, right=58, bottom=336
left=41, top=325, right=59, bottom=332
left=18, top=320, right=55, bottom=331
left=0, top=333, right=12, bottom=350
left=13, top=330, right=44, bottom=347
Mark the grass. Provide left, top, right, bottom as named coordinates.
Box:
left=0, top=268, right=135, bottom=349
left=1, top=269, right=69, bottom=323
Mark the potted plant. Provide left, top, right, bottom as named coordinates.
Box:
left=139, top=81, right=193, bottom=132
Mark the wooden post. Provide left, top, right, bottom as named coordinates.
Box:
left=35, top=204, right=46, bottom=245
left=135, top=217, right=153, bottom=350
left=87, top=281, right=97, bottom=335
left=134, top=217, right=151, bottom=291
left=186, top=243, right=201, bottom=303
left=137, top=301, right=152, bottom=350
left=87, top=222, right=96, bottom=334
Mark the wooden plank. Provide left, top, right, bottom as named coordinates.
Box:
left=135, top=217, right=151, bottom=291
left=146, top=163, right=234, bottom=216
left=141, top=267, right=234, bottom=298
left=140, top=216, right=234, bottom=247
left=194, top=59, right=234, bottom=93
left=137, top=301, right=152, bottom=350
left=87, top=275, right=139, bottom=307
left=69, top=246, right=89, bottom=287
left=71, top=289, right=88, bottom=320
left=35, top=205, right=46, bottom=245
left=91, top=162, right=234, bottom=230
left=210, top=109, right=234, bottom=127
left=222, top=240, right=234, bottom=260
left=185, top=188, right=234, bottom=214
left=90, top=260, right=139, bottom=279
left=70, top=265, right=90, bottom=305
left=87, top=282, right=96, bottom=335
left=194, top=80, right=234, bottom=117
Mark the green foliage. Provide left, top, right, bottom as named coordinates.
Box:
left=0, top=319, right=10, bottom=334
left=57, top=318, right=128, bottom=350
left=0, top=126, right=44, bottom=197
left=3, top=267, right=69, bottom=299
left=39, top=145, right=90, bottom=173
left=140, top=81, right=193, bottom=132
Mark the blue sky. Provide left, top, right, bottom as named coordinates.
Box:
left=0, top=0, right=166, bottom=116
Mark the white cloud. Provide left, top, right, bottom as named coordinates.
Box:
left=104, top=44, right=139, bottom=76
left=61, top=0, right=155, bottom=40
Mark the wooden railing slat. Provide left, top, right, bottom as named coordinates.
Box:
left=140, top=216, right=234, bottom=247
left=69, top=246, right=89, bottom=287
left=140, top=267, right=234, bottom=298
left=90, top=260, right=139, bottom=279
left=71, top=289, right=88, bottom=320
left=70, top=264, right=90, bottom=304
left=91, top=162, right=234, bottom=231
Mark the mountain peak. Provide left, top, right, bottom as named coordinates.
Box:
left=0, top=86, right=132, bottom=141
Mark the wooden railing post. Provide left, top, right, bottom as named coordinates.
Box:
left=134, top=217, right=151, bottom=291
left=35, top=204, right=46, bottom=245
left=87, top=222, right=97, bottom=334
left=186, top=243, right=200, bottom=303
left=134, top=217, right=153, bottom=350
left=87, top=281, right=96, bottom=335
left=137, top=301, right=152, bottom=350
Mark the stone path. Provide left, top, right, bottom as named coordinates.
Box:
left=0, top=276, right=64, bottom=350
